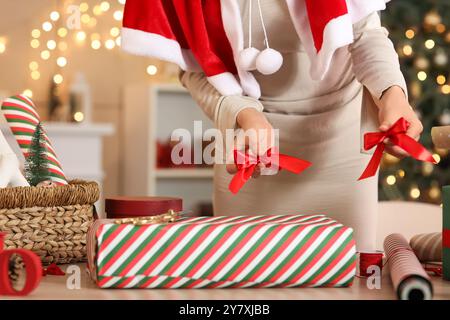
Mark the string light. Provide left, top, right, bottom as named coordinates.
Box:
left=110, top=27, right=120, bottom=37
left=386, top=175, right=396, bottom=185
left=22, top=89, right=33, bottom=98
left=437, top=75, right=446, bottom=85
left=410, top=186, right=421, bottom=199
left=53, top=74, right=63, bottom=84
left=433, top=153, right=441, bottom=163
left=57, top=57, right=67, bottom=67
left=425, top=39, right=435, bottom=49
left=81, top=14, right=91, bottom=24
left=100, top=1, right=111, bottom=12
left=40, top=50, right=50, bottom=60
left=105, top=39, right=115, bottom=50
left=42, top=21, right=53, bottom=32
left=442, top=85, right=450, bottom=95
left=93, top=5, right=103, bottom=16
left=47, top=40, right=57, bottom=50
left=80, top=2, right=89, bottom=12
left=402, top=45, right=413, bottom=56
left=91, top=40, right=101, bottom=50
left=30, top=39, right=40, bottom=48
left=405, top=29, right=415, bottom=39
left=29, top=61, right=39, bottom=71
left=57, top=27, right=68, bottom=38
left=422, top=162, right=434, bottom=176
left=146, top=65, right=158, bottom=75
left=50, top=11, right=60, bottom=21
left=31, top=29, right=41, bottom=38
left=417, top=71, right=427, bottom=81
left=76, top=31, right=87, bottom=42
left=31, top=70, right=40, bottom=80
left=88, top=17, right=98, bottom=27
left=397, top=169, right=406, bottom=178
left=436, top=23, right=446, bottom=33
left=113, top=10, right=123, bottom=21
left=429, top=185, right=441, bottom=200
left=74, top=112, right=85, bottom=122
left=0, top=40, right=5, bottom=54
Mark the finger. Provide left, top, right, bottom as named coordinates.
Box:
left=379, top=121, right=392, bottom=132
left=252, top=165, right=261, bottom=179
left=406, top=121, right=423, bottom=141
left=226, top=163, right=238, bottom=174
left=225, top=135, right=246, bottom=170
left=384, top=145, right=408, bottom=159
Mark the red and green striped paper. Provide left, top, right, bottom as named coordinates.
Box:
left=1, top=94, right=67, bottom=185
left=444, top=186, right=450, bottom=280
left=87, top=214, right=356, bottom=289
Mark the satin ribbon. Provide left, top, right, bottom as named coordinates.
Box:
left=444, top=229, right=450, bottom=249
left=229, top=148, right=312, bottom=194
left=359, top=117, right=436, bottom=180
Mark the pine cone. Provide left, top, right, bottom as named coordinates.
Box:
left=8, top=254, right=24, bottom=283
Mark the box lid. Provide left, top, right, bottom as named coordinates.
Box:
left=105, top=196, right=182, bottom=218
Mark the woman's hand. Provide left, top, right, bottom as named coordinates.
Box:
left=376, top=86, right=423, bottom=158
left=226, top=108, right=275, bottom=178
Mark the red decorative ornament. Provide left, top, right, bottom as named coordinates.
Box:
left=229, top=148, right=311, bottom=194
left=44, top=263, right=65, bottom=276
left=0, top=233, right=42, bottom=296
left=359, top=117, right=437, bottom=180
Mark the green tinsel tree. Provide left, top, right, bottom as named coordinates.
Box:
left=25, top=123, right=50, bottom=186
left=379, top=0, right=450, bottom=204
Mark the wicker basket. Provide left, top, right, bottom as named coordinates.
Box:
left=0, top=180, right=100, bottom=265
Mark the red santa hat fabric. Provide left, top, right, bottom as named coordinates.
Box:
left=122, top=0, right=389, bottom=99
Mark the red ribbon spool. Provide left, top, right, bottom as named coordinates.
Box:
left=358, top=251, right=384, bottom=277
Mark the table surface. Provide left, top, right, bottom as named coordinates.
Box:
left=3, top=264, right=450, bottom=300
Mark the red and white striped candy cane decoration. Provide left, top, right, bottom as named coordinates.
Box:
left=1, top=94, right=67, bottom=185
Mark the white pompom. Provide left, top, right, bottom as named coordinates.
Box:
left=256, top=48, right=283, bottom=75
left=238, top=47, right=260, bottom=71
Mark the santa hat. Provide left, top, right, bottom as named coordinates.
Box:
left=121, top=0, right=389, bottom=99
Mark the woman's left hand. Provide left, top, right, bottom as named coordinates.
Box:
left=376, top=86, right=424, bottom=158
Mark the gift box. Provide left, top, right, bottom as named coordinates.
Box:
left=87, top=213, right=356, bottom=289
left=443, top=186, right=450, bottom=280
left=105, top=196, right=182, bottom=219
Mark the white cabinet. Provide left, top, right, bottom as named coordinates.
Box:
left=123, top=84, right=214, bottom=214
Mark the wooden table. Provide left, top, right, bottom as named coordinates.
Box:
left=3, top=264, right=450, bottom=300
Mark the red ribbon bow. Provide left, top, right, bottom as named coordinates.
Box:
left=359, top=117, right=436, bottom=180
left=229, top=148, right=312, bottom=194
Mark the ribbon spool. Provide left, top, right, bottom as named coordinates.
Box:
left=358, top=251, right=384, bottom=277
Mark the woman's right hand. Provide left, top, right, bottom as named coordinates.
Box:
left=226, top=108, right=275, bottom=178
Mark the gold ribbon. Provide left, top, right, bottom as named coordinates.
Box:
left=114, top=209, right=182, bottom=225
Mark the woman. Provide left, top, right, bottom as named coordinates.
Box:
left=122, top=0, right=423, bottom=251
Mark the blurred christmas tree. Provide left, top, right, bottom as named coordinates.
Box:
left=380, top=0, right=450, bottom=204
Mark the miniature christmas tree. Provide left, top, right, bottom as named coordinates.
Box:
left=25, top=123, right=50, bottom=186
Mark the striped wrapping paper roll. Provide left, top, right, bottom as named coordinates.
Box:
left=1, top=94, right=67, bottom=185
left=384, top=233, right=433, bottom=300
left=410, top=232, right=442, bottom=262
left=87, top=214, right=357, bottom=289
